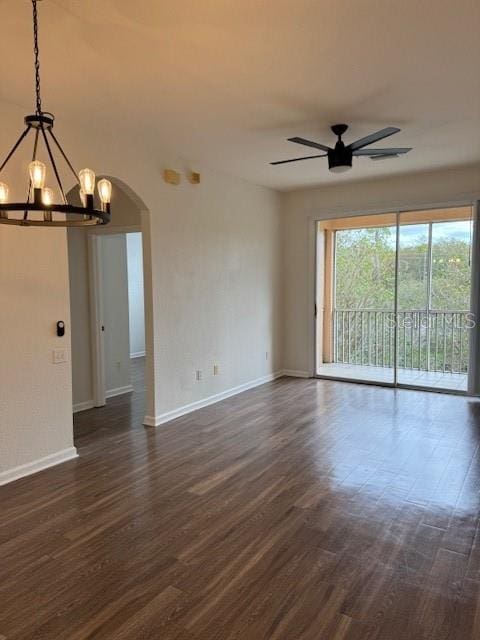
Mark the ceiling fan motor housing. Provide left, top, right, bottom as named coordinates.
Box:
left=328, top=144, right=353, bottom=173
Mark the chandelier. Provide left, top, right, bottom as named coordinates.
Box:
left=0, top=0, right=111, bottom=227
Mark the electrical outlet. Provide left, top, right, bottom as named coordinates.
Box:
left=196, top=370, right=202, bottom=381
left=52, top=348, right=67, bottom=364
left=213, top=364, right=219, bottom=376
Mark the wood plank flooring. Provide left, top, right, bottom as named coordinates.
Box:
left=2, top=362, right=480, bottom=639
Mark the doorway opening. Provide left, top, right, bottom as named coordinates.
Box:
left=67, top=178, right=154, bottom=428
left=316, top=205, right=476, bottom=393
left=94, top=231, right=146, bottom=404
left=126, top=232, right=146, bottom=397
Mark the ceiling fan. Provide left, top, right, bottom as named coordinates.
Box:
left=271, top=124, right=412, bottom=173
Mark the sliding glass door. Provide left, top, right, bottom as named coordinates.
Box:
left=316, top=205, right=474, bottom=393
left=396, top=212, right=472, bottom=391
left=317, top=214, right=397, bottom=384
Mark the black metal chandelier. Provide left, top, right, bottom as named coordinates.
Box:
left=0, top=0, right=111, bottom=227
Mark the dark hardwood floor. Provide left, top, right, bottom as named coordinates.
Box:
left=2, top=365, right=480, bottom=639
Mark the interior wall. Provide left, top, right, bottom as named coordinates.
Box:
left=0, top=104, right=79, bottom=481
left=0, top=227, right=76, bottom=482
left=147, top=171, right=283, bottom=422
left=282, top=163, right=480, bottom=375
left=126, top=233, right=145, bottom=358
left=101, top=234, right=131, bottom=396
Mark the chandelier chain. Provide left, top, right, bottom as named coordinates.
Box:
left=0, top=0, right=112, bottom=227
left=32, top=0, right=42, bottom=115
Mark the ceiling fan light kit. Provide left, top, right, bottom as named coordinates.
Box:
left=0, top=0, right=112, bottom=228
left=271, top=123, right=412, bottom=173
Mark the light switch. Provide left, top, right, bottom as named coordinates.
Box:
left=52, top=348, right=67, bottom=364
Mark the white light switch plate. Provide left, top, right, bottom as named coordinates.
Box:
left=52, top=348, right=68, bottom=364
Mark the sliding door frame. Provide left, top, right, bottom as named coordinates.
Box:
left=313, top=199, right=479, bottom=395
left=468, top=201, right=480, bottom=395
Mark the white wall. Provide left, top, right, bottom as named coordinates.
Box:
left=101, top=235, right=131, bottom=396
left=0, top=226, right=76, bottom=482
left=126, top=233, right=145, bottom=358
left=147, top=172, right=282, bottom=422
left=282, top=163, right=480, bottom=375
left=0, top=104, right=78, bottom=481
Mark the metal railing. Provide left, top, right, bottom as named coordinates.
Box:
left=334, top=309, right=471, bottom=374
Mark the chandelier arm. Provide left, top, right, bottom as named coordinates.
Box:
left=47, top=129, right=80, bottom=182
left=0, top=126, right=31, bottom=174
left=40, top=124, right=68, bottom=205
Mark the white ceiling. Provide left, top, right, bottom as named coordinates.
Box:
left=1, top=0, right=480, bottom=190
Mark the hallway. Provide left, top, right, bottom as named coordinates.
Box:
left=73, top=356, right=145, bottom=441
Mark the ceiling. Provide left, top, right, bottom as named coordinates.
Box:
left=1, top=0, right=479, bottom=191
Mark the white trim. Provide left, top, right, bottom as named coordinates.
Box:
left=307, top=196, right=480, bottom=223
left=0, top=447, right=78, bottom=486
left=130, top=351, right=146, bottom=359
left=73, top=399, right=95, bottom=413
left=468, top=200, right=480, bottom=395
left=144, top=371, right=284, bottom=427
left=307, top=218, right=317, bottom=376
left=282, top=369, right=310, bottom=378
left=92, top=224, right=142, bottom=235
left=105, top=384, right=134, bottom=399
left=88, top=234, right=106, bottom=407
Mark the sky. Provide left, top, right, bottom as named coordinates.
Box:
left=401, top=221, right=471, bottom=246
left=353, top=221, right=472, bottom=248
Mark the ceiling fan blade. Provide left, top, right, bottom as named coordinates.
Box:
left=370, top=154, right=400, bottom=161
left=287, top=137, right=331, bottom=152
left=349, top=127, right=401, bottom=151
left=270, top=153, right=327, bottom=165
left=353, top=147, right=412, bottom=156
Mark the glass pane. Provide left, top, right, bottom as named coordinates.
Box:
left=430, top=221, right=471, bottom=388
left=396, top=222, right=429, bottom=379
left=317, top=215, right=397, bottom=384
left=396, top=213, right=471, bottom=391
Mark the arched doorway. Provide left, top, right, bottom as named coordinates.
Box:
left=66, top=177, right=155, bottom=432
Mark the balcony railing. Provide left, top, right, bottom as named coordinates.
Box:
left=334, top=309, right=471, bottom=373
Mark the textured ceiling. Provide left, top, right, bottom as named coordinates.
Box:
left=1, top=0, right=479, bottom=190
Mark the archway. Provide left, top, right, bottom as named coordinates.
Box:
left=66, top=177, right=155, bottom=430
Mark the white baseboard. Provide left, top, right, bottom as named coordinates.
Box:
left=106, top=384, right=134, bottom=399
left=74, top=385, right=134, bottom=410
left=144, top=370, right=284, bottom=427
left=130, top=351, right=146, bottom=359
left=282, top=369, right=310, bottom=378
left=73, top=399, right=96, bottom=413
left=0, top=447, right=78, bottom=486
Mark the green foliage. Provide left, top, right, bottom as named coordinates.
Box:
left=335, top=226, right=471, bottom=311
left=431, top=239, right=471, bottom=310
left=335, top=227, right=396, bottom=309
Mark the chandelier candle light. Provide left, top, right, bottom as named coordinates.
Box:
left=0, top=0, right=111, bottom=227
